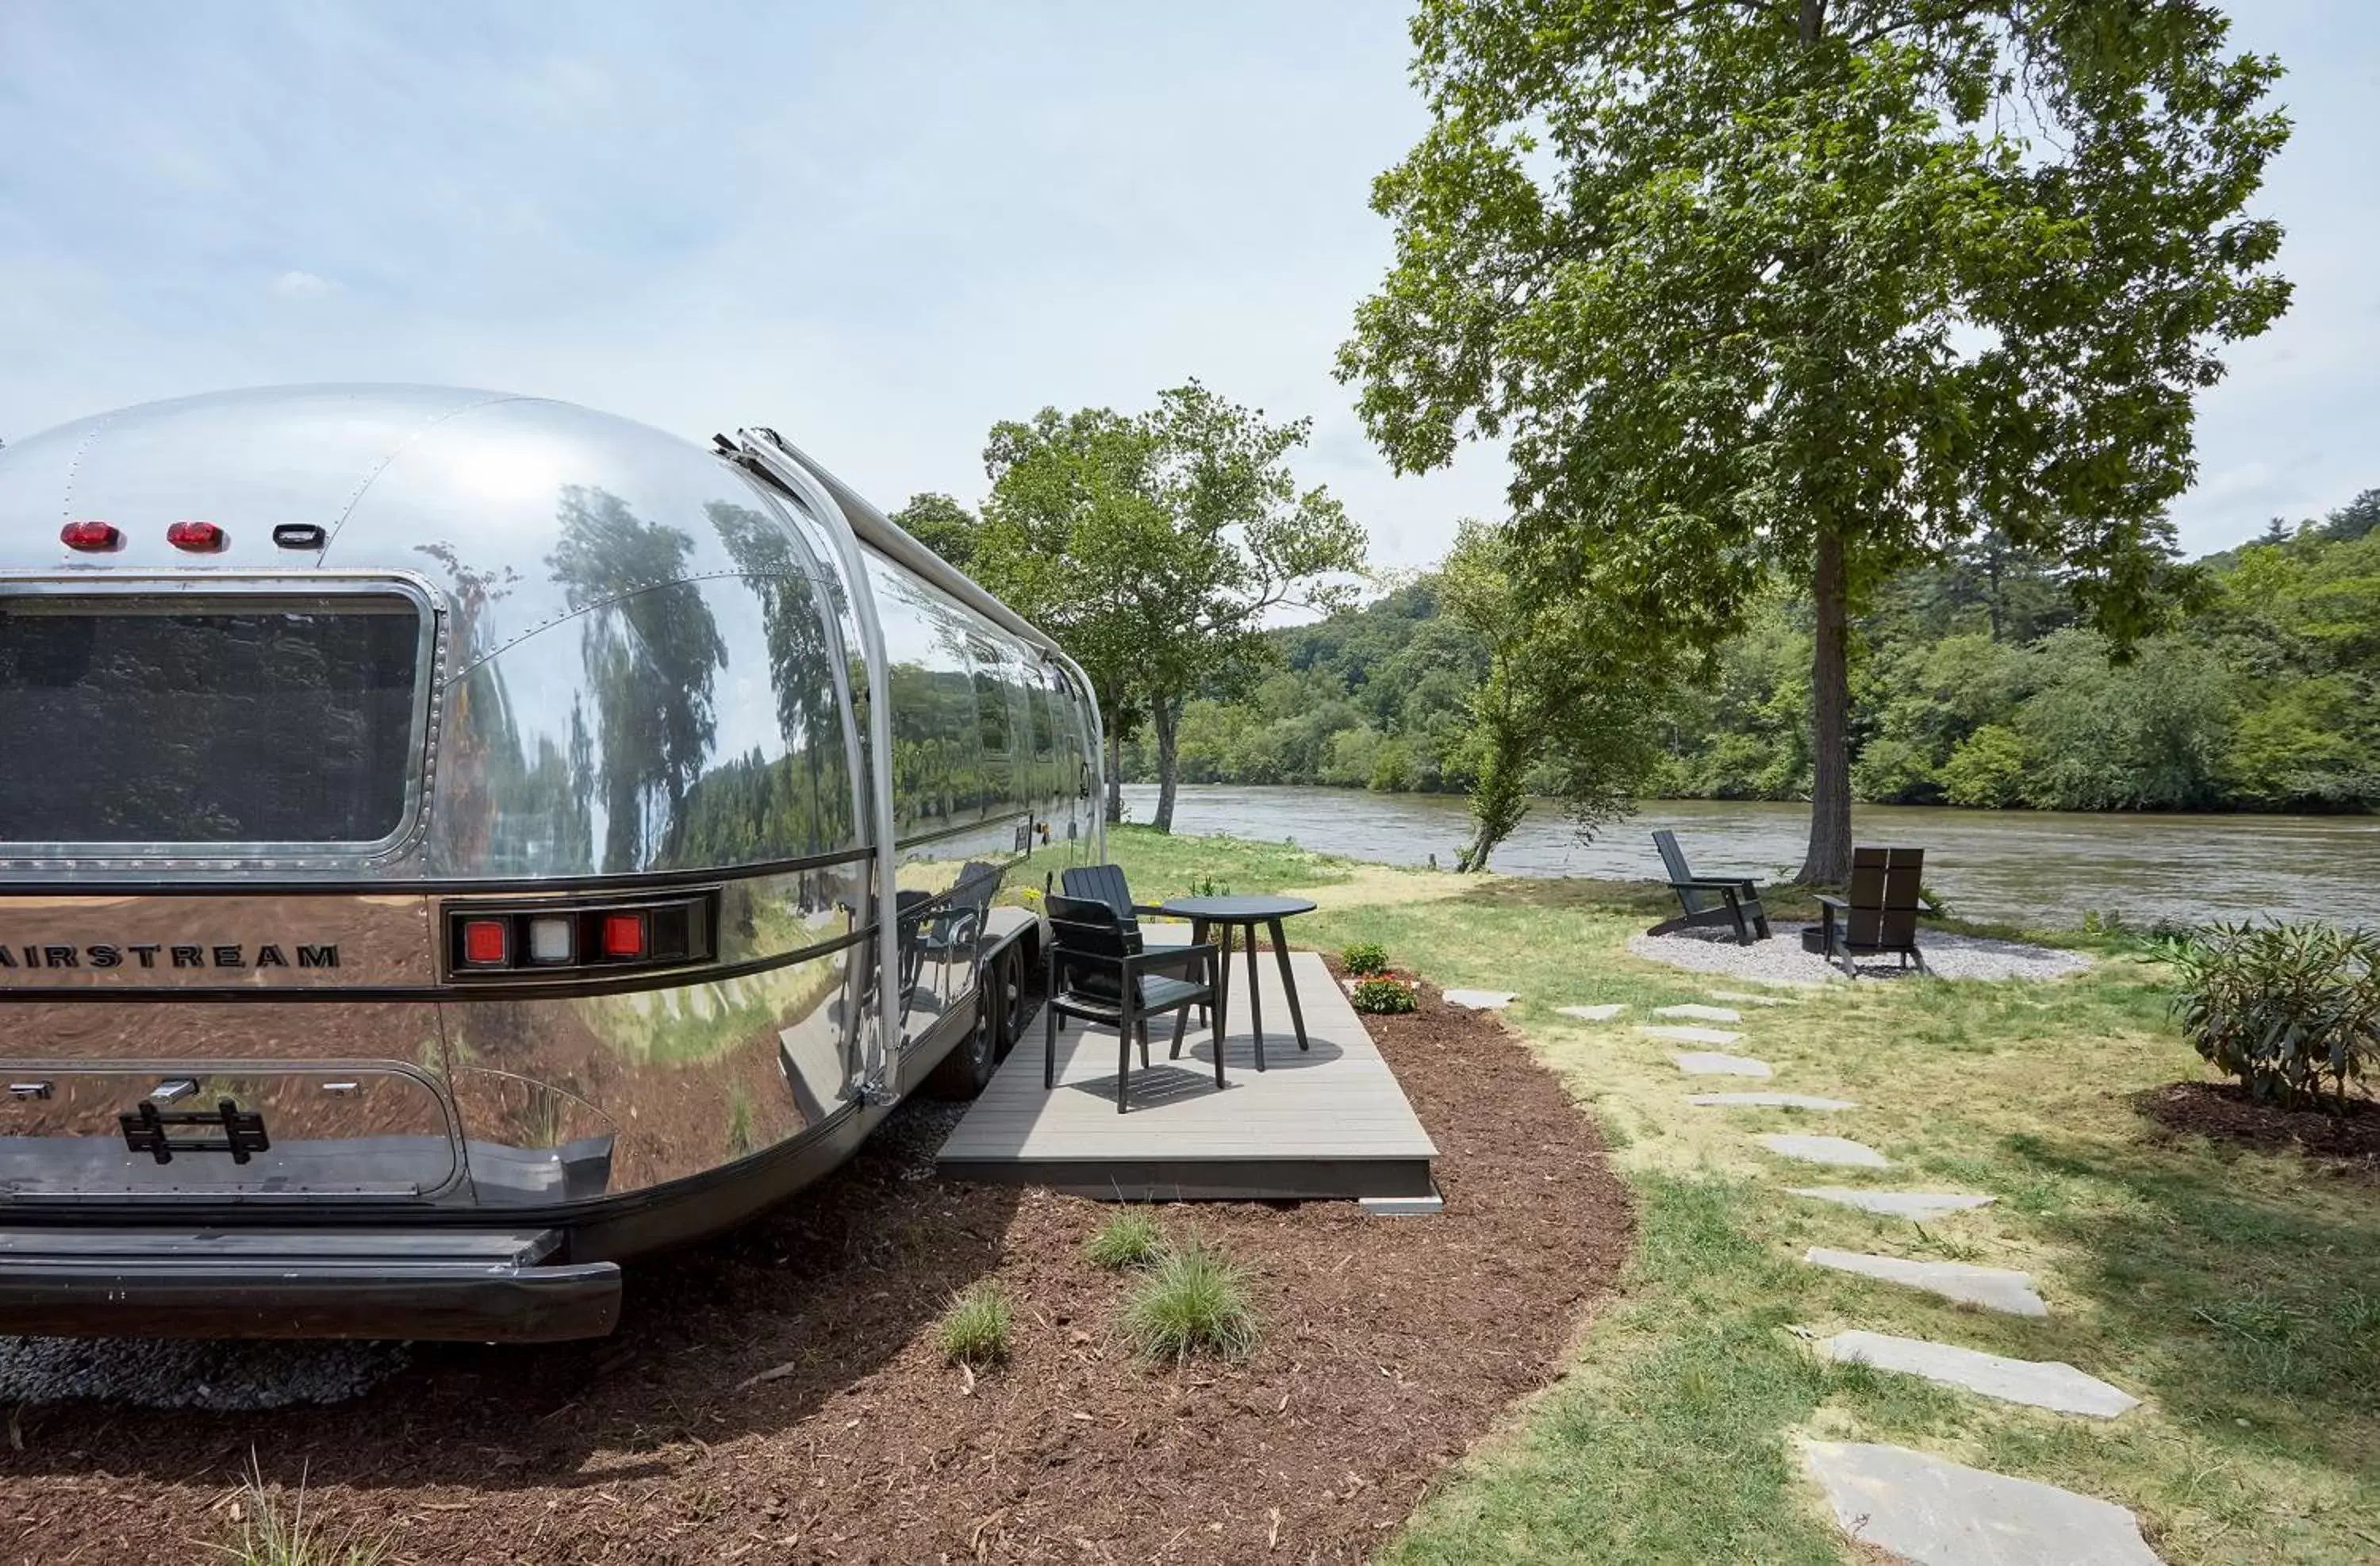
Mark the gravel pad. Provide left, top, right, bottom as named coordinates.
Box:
left=1628, top=921, right=2091, bottom=985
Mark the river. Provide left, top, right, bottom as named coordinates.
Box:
left=1118, top=784, right=2380, bottom=931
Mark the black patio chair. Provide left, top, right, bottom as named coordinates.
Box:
left=1042, top=892, right=1222, bottom=1113
left=1055, top=862, right=1205, bottom=1021
left=1814, top=846, right=1932, bottom=978
left=1653, top=829, right=1772, bottom=944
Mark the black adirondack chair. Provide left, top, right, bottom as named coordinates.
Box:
left=1814, top=846, right=1931, bottom=978
left=1653, top=829, right=1772, bottom=944
left=1042, top=892, right=1222, bottom=1112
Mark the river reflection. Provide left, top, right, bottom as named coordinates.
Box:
left=1120, top=785, right=2380, bottom=931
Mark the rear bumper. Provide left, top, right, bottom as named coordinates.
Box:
left=0, top=1226, right=620, bottom=1341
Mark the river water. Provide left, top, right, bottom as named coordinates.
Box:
left=1119, top=784, right=2380, bottom=931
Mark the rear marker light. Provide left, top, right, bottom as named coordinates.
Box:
left=167, top=520, right=226, bottom=552
left=527, top=916, right=575, bottom=965
left=60, top=520, right=121, bottom=552
left=461, top=919, right=509, bottom=966
left=601, top=913, right=647, bottom=958
left=272, top=522, right=327, bottom=550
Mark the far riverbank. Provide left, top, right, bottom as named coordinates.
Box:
left=1118, top=784, right=2380, bottom=931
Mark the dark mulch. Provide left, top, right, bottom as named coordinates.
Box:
left=2134, top=1080, right=2380, bottom=1180
left=1, top=975, right=1630, bottom=1565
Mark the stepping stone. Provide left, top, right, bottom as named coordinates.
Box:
left=1557, top=1003, right=1626, bottom=1022
left=1757, top=1134, right=1889, bottom=1168
left=1442, top=988, right=1515, bottom=1010
left=1656, top=1003, right=1742, bottom=1023
left=1672, top=1052, right=1774, bottom=1078
left=1710, top=988, right=1791, bottom=1007
left=1805, top=1247, right=2048, bottom=1316
left=1818, top=1330, right=2140, bottom=1418
left=1689, top=1092, right=1856, bottom=1111
left=1791, top=1188, right=1995, bottom=1219
left=1639, top=1023, right=1744, bottom=1045
left=1802, top=1441, right=2159, bottom=1564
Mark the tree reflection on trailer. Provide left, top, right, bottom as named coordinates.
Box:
left=0, top=386, right=1103, bottom=1341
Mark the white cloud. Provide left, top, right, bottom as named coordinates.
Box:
left=270, top=269, right=336, bottom=297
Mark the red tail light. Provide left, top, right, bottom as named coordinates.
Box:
left=461, top=919, right=510, bottom=966
left=167, top=520, right=226, bottom=552
left=600, top=913, right=648, bottom=958
left=60, top=520, right=122, bottom=552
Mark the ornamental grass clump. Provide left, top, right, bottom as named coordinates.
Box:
left=2167, top=919, right=2380, bottom=1109
left=1123, top=1241, right=1258, bottom=1362
left=1342, top=942, right=1390, bottom=977
left=1084, top=1209, right=1165, bottom=1270
left=937, top=1284, right=1014, bottom=1368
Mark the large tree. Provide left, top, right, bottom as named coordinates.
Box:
left=1342, top=0, right=2291, bottom=883
left=974, top=384, right=1366, bottom=832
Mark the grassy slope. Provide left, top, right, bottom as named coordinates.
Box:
left=1100, top=827, right=2380, bottom=1566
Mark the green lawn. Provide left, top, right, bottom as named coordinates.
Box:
left=1100, top=827, right=2380, bottom=1565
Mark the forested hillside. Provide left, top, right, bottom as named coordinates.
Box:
left=1123, top=495, right=2380, bottom=813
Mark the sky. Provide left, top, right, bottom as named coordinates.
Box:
left=2, top=1, right=2373, bottom=570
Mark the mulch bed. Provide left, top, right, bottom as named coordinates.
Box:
left=2134, top=1080, right=2380, bottom=1180
left=1, top=974, right=1631, bottom=1565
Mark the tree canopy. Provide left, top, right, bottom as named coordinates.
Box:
left=1342, top=0, right=2292, bottom=883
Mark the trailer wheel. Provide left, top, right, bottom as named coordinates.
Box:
left=987, top=943, right=1030, bottom=1061
left=923, top=946, right=1012, bottom=1100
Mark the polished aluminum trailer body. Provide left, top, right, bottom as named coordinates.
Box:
left=0, top=386, right=1102, bottom=1339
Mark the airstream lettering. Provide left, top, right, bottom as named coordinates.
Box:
left=0, top=386, right=1103, bottom=1341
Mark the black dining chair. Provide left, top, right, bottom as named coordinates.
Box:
left=1054, top=862, right=1207, bottom=1023
left=1042, top=892, right=1222, bottom=1112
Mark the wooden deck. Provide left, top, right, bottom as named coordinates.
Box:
left=935, top=949, right=1439, bottom=1202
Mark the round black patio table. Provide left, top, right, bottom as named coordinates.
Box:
left=1156, top=894, right=1319, bottom=1072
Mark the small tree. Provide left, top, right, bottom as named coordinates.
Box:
left=972, top=408, right=1164, bottom=825
left=1440, top=520, right=1675, bottom=870
left=1343, top=0, right=2293, bottom=885
left=974, top=386, right=1366, bottom=832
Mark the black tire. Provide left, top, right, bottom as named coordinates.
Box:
left=987, top=942, right=1030, bottom=1061
left=922, top=946, right=1013, bottom=1100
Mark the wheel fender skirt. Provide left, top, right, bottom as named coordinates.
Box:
left=0, top=1226, right=620, bottom=1342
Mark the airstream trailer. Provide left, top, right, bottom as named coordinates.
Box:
left=0, top=386, right=1104, bottom=1341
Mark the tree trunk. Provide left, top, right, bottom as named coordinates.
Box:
left=1798, top=524, right=1853, bottom=887
left=1104, top=720, right=1123, bottom=827
left=1151, top=694, right=1180, bottom=835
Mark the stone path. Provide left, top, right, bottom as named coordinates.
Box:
left=1802, top=1441, right=2160, bottom=1564
left=1638, top=1023, right=1744, bottom=1045
left=1651, top=973, right=2159, bottom=1558
left=1806, top=1247, right=2048, bottom=1316
left=1688, top=1092, right=1856, bottom=1111
left=1757, top=1134, right=1890, bottom=1168
left=1557, top=1003, right=1626, bottom=1022
left=1441, top=988, right=1515, bottom=1010
left=1817, top=1330, right=2139, bottom=1418
left=1672, top=1051, right=1774, bottom=1078
left=1655, top=1003, right=1742, bottom=1023
left=1790, top=1188, right=1994, bottom=1219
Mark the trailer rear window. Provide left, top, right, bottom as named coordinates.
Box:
left=0, top=592, right=424, bottom=846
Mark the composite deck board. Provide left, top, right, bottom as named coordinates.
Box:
left=936, top=949, right=1437, bottom=1199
